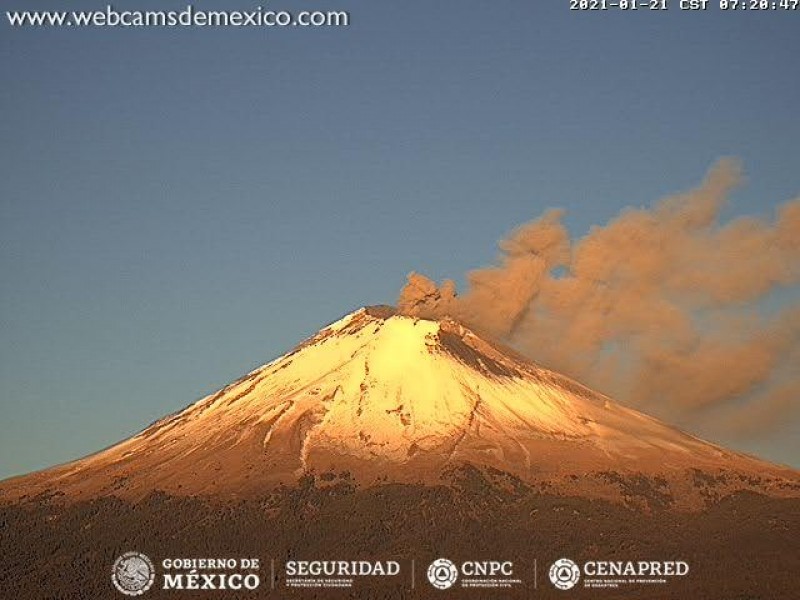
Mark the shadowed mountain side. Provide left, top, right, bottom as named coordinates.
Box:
left=0, top=467, right=798, bottom=599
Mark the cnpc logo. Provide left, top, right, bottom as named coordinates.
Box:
left=427, top=558, right=514, bottom=590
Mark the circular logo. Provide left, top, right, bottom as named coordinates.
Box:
left=427, top=558, right=458, bottom=590
left=549, top=558, right=580, bottom=590
left=112, top=551, right=155, bottom=596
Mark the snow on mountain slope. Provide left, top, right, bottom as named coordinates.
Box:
left=1, top=306, right=797, bottom=505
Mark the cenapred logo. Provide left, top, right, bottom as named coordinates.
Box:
left=549, top=558, right=580, bottom=590
left=427, top=558, right=459, bottom=590
left=112, top=551, right=156, bottom=596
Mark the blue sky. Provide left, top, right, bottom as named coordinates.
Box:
left=1, top=1, right=798, bottom=478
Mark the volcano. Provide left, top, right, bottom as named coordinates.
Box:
left=1, top=306, right=797, bottom=506
left=2, top=307, right=799, bottom=599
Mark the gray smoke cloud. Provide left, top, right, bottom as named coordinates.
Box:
left=398, top=159, right=800, bottom=439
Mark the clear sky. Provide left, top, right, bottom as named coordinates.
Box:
left=1, top=1, right=798, bottom=478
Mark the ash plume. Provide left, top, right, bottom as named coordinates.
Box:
left=398, top=159, right=800, bottom=438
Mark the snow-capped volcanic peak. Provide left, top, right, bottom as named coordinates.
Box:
left=131, top=306, right=716, bottom=469
left=2, top=306, right=794, bottom=502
